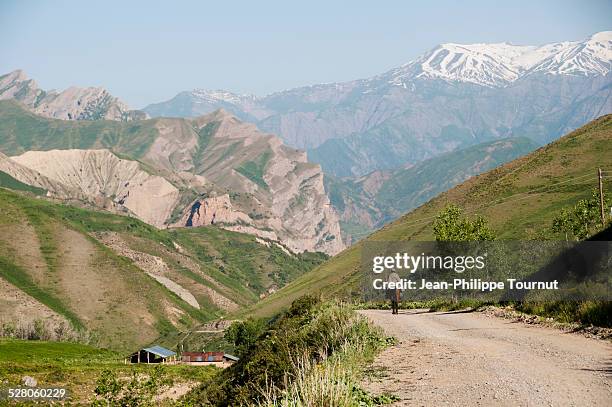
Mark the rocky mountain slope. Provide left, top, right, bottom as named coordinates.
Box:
left=144, top=31, right=612, bottom=177
left=0, top=100, right=344, bottom=255
left=328, top=137, right=536, bottom=243
left=0, top=70, right=146, bottom=121
left=249, top=115, right=612, bottom=316
left=0, top=187, right=326, bottom=350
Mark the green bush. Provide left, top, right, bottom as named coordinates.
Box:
left=515, top=301, right=612, bottom=327
left=92, top=365, right=172, bottom=407
left=183, top=296, right=394, bottom=406
left=223, top=318, right=267, bottom=358
left=433, top=204, right=495, bottom=241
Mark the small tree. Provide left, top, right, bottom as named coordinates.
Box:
left=549, top=189, right=610, bottom=241
left=572, top=199, right=594, bottom=240
left=551, top=208, right=572, bottom=241
left=224, top=318, right=266, bottom=358
left=33, top=319, right=49, bottom=340
left=433, top=204, right=495, bottom=242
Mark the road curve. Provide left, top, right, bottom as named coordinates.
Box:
left=359, top=309, right=612, bottom=406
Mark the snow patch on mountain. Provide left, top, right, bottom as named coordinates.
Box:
left=528, top=31, right=612, bottom=76
left=191, top=89, right=257, bottom=105
left=387, top=31, right=612, bottom=88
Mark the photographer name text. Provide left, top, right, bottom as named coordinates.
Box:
left=373, top=278, right=559, bottom=291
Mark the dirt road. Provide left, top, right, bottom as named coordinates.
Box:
left=359, top=309, right=612, bottom=406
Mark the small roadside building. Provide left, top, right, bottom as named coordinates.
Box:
left=181, top=351, right=239, bottom=367
left=127, top=345, right=177, bottom=364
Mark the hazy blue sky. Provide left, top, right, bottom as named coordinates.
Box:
left=1, top=0, right=610, bottom=107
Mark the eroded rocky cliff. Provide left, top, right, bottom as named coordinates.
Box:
left=0, top=102, right=344, bottom=255
left=165, top=111, right=344, bottom=255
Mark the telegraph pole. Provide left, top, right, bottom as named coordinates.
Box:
left=598, top=168, right=605, bottom=226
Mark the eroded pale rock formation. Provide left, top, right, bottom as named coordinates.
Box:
left=0, top=95, right=344, bottom=255
left=11, top=149, right=180, bottom=227
left=0, top=151, right=82, bottom=198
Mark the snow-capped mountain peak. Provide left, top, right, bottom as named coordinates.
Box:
left=190, top=89, right=256, bottom=105
left=528, top=31, right=612, bottom=76
left=416, top=42, right=534, bottom=86
left=388, top=31, right=612, bottom=88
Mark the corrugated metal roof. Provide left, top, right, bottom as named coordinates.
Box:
left=143, top=345, right=176, bottom=358
left=223, top=353, right=239, bottom=361
left=181, top=352, right=207, bottom=357
left=181, top=351, right=224, bottom=362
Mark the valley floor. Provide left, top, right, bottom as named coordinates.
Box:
left=359, top=309, right=612, bottom=406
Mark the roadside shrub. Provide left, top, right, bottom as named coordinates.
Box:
left=515, top=301, right=612, bottom=327
left=183, top=296, right=393, bottom=406
left=259, top=326, right=395, bottom=407
left=92, top=365, right=172, bottom=407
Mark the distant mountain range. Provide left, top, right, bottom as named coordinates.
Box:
left=1, top=31, right=610, bottom=245
left=387, top=31, right=612, bottom=87
left=0, top=70, right=147, bottom=121
left=143, top=31, right=612, bottom=177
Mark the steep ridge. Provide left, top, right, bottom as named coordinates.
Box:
left=0, top=101, right=344, bottom=255
left=305, top=70, right=611, bottom=176
left=0, top=187, right=326, bottom=350
left=249, top=115, right=612, bottom=316
left=179, top=111, right=344, bottom=254
left=0, top=70, right=146, bottom=121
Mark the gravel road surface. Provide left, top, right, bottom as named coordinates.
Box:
left=359, top=309, right=612, bottom=406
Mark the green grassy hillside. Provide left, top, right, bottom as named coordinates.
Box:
left=375, top=137, right=536, bottom=216
left=0, top=188, right=325, bottom=351
left=0, top=100, right=160, bottom=157
left=0, top=170, right=46, bottom=195
left=250, top=115, right=612, bottom=316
